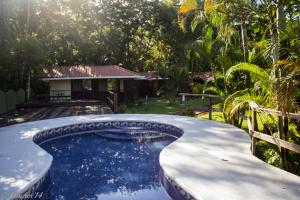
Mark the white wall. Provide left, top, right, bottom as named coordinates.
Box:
left=49, top=80, right=71, bottom=101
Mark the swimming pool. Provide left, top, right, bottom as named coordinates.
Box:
left=2, top=115, right=299, bottom=200
left=39, top=127, right=177, bottom=200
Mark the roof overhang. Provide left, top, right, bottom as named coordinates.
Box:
left=136, top=77, right=167, bottom=80
left=42, top=76, right=145, bottom=81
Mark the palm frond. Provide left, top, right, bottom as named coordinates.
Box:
left=276, top=60, right=300, bottom=76
left=275, top=78, right=299, bottom=113
left=203, top=86, right=225, bottom=96
left=204, top=0, right=215, bottom=14
left=223, top=89, right=274, bottom=116
left=204, top=0, right=225, bottom=14
left=191, top=12, right=206, bottom=32
left=225, top=62, right=269, bottom=82
left=223, top=89, right=249, bottom=115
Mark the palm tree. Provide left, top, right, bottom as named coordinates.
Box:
left=224, top=61, right=300, bottom=169
left=224, top=62, right=300, bottom=115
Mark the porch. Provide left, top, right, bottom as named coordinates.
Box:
left=40, top=65, right=144, bottom=111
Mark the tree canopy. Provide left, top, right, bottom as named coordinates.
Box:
left=0, top=0, right=189, bottom=90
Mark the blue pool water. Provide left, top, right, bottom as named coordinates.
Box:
left=40, top=131, right=175, bottom=200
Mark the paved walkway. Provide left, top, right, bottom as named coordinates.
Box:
left=0, top=106, right=112, bottom=127
left=0, top=115, right=299, bottom=200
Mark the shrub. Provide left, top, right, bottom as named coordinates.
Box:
left=181, top=107, right=195, bottom=117
left=118, top=105, right=128, bottom=113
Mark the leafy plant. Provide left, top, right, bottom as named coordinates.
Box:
left=256, top=141, right=283, bottom=168
left=181, top=107, right=195, bottom=117
left=159, top=66, right=189, bottom=105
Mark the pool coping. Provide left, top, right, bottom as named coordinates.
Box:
left=0, top=114, right=300, bottom=200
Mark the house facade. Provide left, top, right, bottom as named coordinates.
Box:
left=138, top=71, right=166, bottom=97
left=41, top=65, right=144, bottom=101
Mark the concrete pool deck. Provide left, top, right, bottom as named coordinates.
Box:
left=0, top=114, right=299, bottom=200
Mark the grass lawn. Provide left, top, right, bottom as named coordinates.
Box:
left=123, top=97, right=265, bottom=132
left=198, top=111, right=265, bottom=132
left=122, top=97, right=300, bottom=175
left=122, top=97, right=209, bottom=114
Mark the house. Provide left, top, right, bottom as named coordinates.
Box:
left=41, top=65, right=144, bottom=101
left=137, top=71, right=166, bottom=97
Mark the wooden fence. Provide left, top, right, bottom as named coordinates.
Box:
left=0, top=89, right=25, bottom=115
left=179, top=92, right=300, bottom=156
left=179, top=93, right=223, bottom=120
left=247, top=105, right=300, bottom=154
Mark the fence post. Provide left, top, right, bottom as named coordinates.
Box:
left=252, top=110, right=258, bottom=131
left=246, top=116, right=256, bottom=154
left=180, top=94, right=185, bottom=105
left=251, top=111, right=258, bottom=154
left=251, top=137, right=256, bottom=154
left=209, top=97, right=212, bottom=120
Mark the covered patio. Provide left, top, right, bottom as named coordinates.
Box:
left=41, top=65, right=144, bottom=102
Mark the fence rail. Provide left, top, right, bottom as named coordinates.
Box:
left=48, top=90, right=119, bottom=113
left=247, top=117, right=300, bottom=154
left=49, top=90, right=109, bottom=101
left=251, top=106, right=300, bottom=120
left=178, top=93, right=223, bottom=120
left=178, top=92, right=300, bottom=157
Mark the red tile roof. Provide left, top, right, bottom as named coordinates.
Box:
left=139, top=71, right=164, bottom=80
left=41, top=65, right=143, bottom=80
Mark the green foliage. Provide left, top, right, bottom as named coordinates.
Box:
left=179, top=0, right=198, bottom=15
left=192, top=83, right=207, bottom=94
left=223, top=89, right=272, bottom=116
left=178, top=0, right=198, bottom=30
left=204, top=86, right=224, bottom=96
left=0, top=0, right=188, bottom=90
left=256, top=141, right=283, bottom=168
left=160, top=66, right=189, bottom=105
left=288, top=124, right=300, bottom=143
left=181, top=107, right=195, bottom=117
left=203, top=73, right=227, bottom=96
left=123, top=97, right=208, bottom=115
left=225, top=63, right=269, bottom=82
left=118, top=105, right=128, bottom=114
left=177, top=0, right=300, bottom=175
left=224, top=61, right=300, bottom=116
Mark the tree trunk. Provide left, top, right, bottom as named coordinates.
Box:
left=240, top=21, right=248, bottom=62
left=191, top=55, right=194, bottom=84
left=272, top=0, right=288, bottom=170
left=26, top=0, right=31, bottom=102
left=272, top=0, right=284, bottom=64
left=240, top=21, right=252, bottom=87
left=26, top=69, right=31, bottom=102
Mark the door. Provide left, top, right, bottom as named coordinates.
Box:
left=71, top=80, right=83, bottom=99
